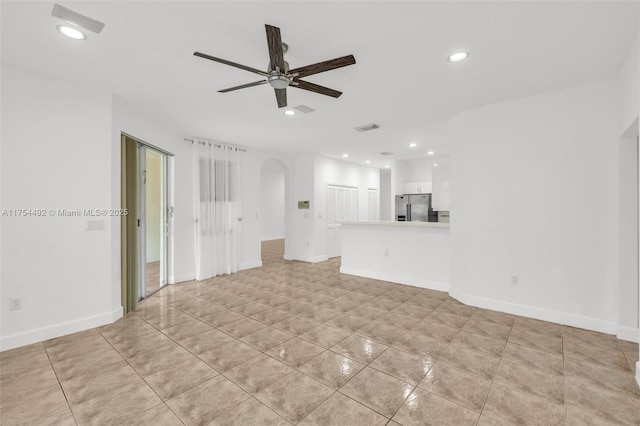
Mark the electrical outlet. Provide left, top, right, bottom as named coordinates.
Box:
left=9, top=297, right=22, bottom=311
left=510, top=275, right=519, bottom=285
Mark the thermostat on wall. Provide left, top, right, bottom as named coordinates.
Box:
left=298, top=201, right=310, bottom=209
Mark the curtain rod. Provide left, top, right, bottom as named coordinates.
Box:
left=184, top=137, right=247, bottom=152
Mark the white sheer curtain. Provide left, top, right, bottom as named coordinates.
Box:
left=192, top=140, right=242, bottom=280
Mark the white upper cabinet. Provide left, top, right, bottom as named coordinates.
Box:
left=404, top=181, right=432, bottom=194
left=431, top=160, right=450, bottom=211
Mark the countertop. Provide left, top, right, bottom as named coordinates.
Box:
left=338, top=220, right=450, bottom=228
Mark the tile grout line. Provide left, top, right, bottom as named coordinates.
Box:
left=40, top=342, right=80, bottom=426
left=97, top=323, right=188, bottom=425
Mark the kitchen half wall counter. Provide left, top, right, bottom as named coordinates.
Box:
left=338, top=221, right=450, bottom=291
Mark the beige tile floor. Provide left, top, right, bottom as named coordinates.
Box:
left=146, top=261, right=161, bottom=297
left=1, top=239, right=639, bottom=425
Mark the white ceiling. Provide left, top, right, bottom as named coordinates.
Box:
left=1, top=1, right=638, bottom=168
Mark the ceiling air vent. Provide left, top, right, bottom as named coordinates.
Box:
left=355, top=123, right=380, bottom=132
left=294, top=105, right=315, bottom=114
left=52, top=4, right=105, bottom=33
left=380, top=152, right=394, bottom=156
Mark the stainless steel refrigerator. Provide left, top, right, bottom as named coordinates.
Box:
left=395, top=194, right=438, bottom=222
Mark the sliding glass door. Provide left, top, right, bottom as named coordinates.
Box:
left=137, top=145, right=169, bottom=298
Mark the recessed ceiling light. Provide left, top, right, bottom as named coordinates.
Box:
left=409, top=143, right=417, bottom=148
left=447, top=51, right=469, bottom=63
left=342, top=153, right=349, bottom=158
left=284, top=110, right=295, bottom=116
left=365, top=160, right=371, bottom=164
left=433, top=163, right=439, bottom=167
left=427, top=151, right=435, bottom=156
left=384, top=165, right=390, bottom=168
left=56, top=25, right=86, bottom=40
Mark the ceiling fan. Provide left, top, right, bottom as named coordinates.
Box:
left=194, top=24, right=356, bottom=108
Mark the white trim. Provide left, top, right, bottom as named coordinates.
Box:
left=617, top=326, right=640, bottom=343
left=261, top=236, right=285, bottom=241
left=284, top=253, right=293, bottom=261
left=450, top=288, right=618, bottom=335
left=239, top=261, right=262, bottom=270
left=0, top=307, right=123, bottom=352
left=291, top=254, right=329, bottom=263
left=339, top=220, right=449, bottom=228
left=340, top=267, right=449, bottom=293
left=636, top=363, right=640, bottom=388
left=173, top=273, right=196, bottom=284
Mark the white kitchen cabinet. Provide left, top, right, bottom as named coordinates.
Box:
left=431, top=160, right=450, bottom=211
left=404, top=181, right=432, bottom=194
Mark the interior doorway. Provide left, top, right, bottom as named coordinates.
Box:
left=260, top=159, right=287, bottom=261
left=121, top=134, right=173, bottom=312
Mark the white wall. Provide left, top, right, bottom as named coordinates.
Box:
left=260, top=162, right=285, bottom=241
left=0, top=67, right=198, bottom=350
left=618, top=32, right=639, bottom=135
left=431, top=158, right=451, bottom=212
left=1, top=66, right=116, bottom=350
left=397, top=158, right=433, bottom=184
left=449, top=79, right=621, bottom=334
left=341, top=224, right=450, bottom=291
left=0, top=65, right=297, bottom=350
left=380, top=169, right=392, bottom=221
left=619, top=129, right=638, bottom=338
left=616, top=30, right=639, bottom=344
left=289, top=155, right=316, bottom=261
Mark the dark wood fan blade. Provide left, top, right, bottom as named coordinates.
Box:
left=194, top=52, right=268, bottom=76
left=274, top=88, right=287, bottom=108
left=291, top=80, right=342, bottom=98
left=265, top=25, right=286, bottom=72
left=288, top=55, right=356, bottom=79
left=218, top=80, right=267, bottom=93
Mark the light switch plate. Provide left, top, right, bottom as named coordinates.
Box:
left=86, top=220, right=105, bottom=231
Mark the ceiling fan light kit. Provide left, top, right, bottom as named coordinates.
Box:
left=194, top=24, right=356, bottom=108
left=268, top=73, right=291, bottom=90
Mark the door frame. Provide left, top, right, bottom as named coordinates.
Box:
left=121, top=133, right=173, bottom=312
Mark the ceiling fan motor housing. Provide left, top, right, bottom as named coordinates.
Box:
left=268, top=72, right=291, bottom=89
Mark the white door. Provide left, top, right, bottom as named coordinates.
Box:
left=327, top=185, right=358, bottom=258
left=367, top=188, right=378, bottom=220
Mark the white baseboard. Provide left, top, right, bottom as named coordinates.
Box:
left=636, top=363, right=640, bottom=388
left=617, top=326, right=640, bottom=343
left=0, top=306, right=123, bottom=352
left=340, top=267, right=449, bottom=293
left=173, top=273, right=196, bottom=284
left=261, top=236, right=284, bottom=241
left=450, top=288, right=618, bottom=336
left=240, top=261, right=262, bottom=270
left=284, top=253, right=293, bottom=261
left=289, top=254, right=329, bottom=263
